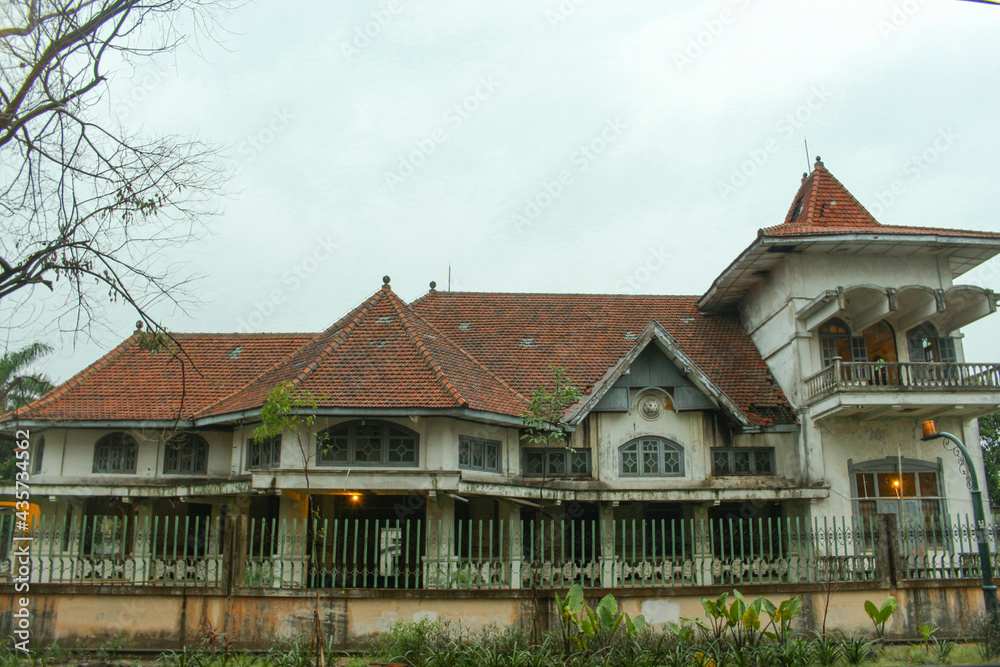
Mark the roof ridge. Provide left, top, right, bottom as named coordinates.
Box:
left=6, top=335, right=138, bottom=421
left=814, top=161, right=882, bottom=227
left=386, top=290, right=468, bottom=407
left=192, top=290, right=384, bottom=418
left=401, top=297, right=530, bottom=405
left=288, top=290, right=384, bottom=389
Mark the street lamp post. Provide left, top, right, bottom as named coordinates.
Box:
left=921, top=420, right=998, bottom=617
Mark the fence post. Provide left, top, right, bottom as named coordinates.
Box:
left=873, top=514, right=899, bottom=587
left=223, top=514, right=244, bottom=593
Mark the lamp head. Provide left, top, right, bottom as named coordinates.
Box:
left=921, top=420, right=940, bottom=441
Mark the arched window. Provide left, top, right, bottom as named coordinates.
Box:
left=316, top=420, right=418, bottom=467
left=906, top=322, right=956, bottom=364
left=619, top=437, right=684, bottom=477
left=163, top=433, right=209, bottom=475
left=93, top=432, right=138, bottom=474
left=819, top=318, right=865, bottom=367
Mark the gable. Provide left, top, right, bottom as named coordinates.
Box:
left=594, top=345, right=715, bottom=413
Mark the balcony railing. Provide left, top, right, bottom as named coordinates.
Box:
left=805, top=360, right=1000, bottom=402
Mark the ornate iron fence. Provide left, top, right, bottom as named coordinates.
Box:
left=4, top=511, right=997, bottom=591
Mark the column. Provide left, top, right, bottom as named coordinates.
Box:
left=499, top=500, right=522, bottom=588
left=424, top=494, right=457, bottom=588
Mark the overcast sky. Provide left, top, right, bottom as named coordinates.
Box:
left=7, top=0, right=1000, bottom=384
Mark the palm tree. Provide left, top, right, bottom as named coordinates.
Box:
left=1, top=342, right=56, bottom=413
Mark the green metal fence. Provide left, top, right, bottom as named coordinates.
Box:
left=0, top=512, right=223, bottom=586
left=2, top=512, right=998, bottom=590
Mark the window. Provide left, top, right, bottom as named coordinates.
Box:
left=316, top=420, right=418, bottom=467
left=92, top=432, right=138, bottom=474
left=523, top=448, right=591, bottom=477
left=850, top=457, right=946, bottom=545
left=163, top=433, right=209, bottom=475
left=712, top=447, right=775, bottom=475
left=819, top=318, right=866, bottom=367
left=247, top=435, right=282, bottom=470
left=31, top=436, right=44, bottom=474
left=458, top=436, right=501, bottom=473
left=907, top=322, right=957, bottom=364
left=620, top=437, right=684, bottom=477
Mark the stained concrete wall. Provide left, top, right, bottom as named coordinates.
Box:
left=1, top=581, right=988, bottom=649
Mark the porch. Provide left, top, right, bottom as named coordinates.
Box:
left=4, top=500, right=997, bottom=592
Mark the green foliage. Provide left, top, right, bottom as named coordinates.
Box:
left=0, top=342, right=55, bottom=412
left=863, top=596, right=897, bottom=639
left=980, top=412, right=1000, bottom=507
left=690, top=590, right=800, bottom=649
left=839, top=635, right=877, bottom=665
left=554, top=583, right=645, bottom=657
left=811, top=632, right=842, bottom=665
left=520, top=366, right=582, bottom=445
left=253, top=382, right=322, bottom=443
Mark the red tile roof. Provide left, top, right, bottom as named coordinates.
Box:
left=198, top=284, right=529, bottom=417
left=411, top=291, right=793, bottom=426
left=762, top=157, right=1000, bottom=240
left=4, top=287, right=793, bottom=427
left=8, top=333, right=313, bottom=422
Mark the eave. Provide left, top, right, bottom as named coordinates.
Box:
left=699, top=232, right=1000, bottom=314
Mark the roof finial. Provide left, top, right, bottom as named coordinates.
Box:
left=815, top=155, right=824, bottom=168
left=429, top=280, right=437, bottom=292
left=801, top=172, right=808, bottom=182
left=134, top=320, right=144, bottom=334
left=382, top=275, right=391, bottom=289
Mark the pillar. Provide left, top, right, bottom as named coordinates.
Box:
left=424, top=494, right=457, bottom=588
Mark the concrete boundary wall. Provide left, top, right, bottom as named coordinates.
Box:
left=0, top=580, right=989, bottom=649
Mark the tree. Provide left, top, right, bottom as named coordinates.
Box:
left=0, top=341, right=54, bottom=481
left=0, top=0, right=233, bottom=337
left=980, top=412, right=1000, bottom=507
left=520, top=366, right=583, bottom=445
left=1, top=341, right=55, bottom=412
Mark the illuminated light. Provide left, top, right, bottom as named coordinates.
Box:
left=893, top=480, right=900, bottom=487
left=351, top=494, right=360, bottom=503
left=922, top=420, right=938, bottom=439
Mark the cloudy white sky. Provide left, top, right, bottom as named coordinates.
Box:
left=8, top=0, right=1000, bottom=383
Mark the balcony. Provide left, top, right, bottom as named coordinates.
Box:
left=804, top=360, right=1000, bottom=419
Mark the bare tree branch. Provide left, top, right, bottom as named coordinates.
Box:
left=0, top=0, right=238, bottom=339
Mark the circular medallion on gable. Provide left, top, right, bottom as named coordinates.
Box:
left=638, top=394, right=663, bottom=421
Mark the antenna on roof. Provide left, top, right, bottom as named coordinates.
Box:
left=448, top=263, right=451, bottom=291
left=803, top=138, right=811, bottom=173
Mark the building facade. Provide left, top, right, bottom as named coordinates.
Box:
left=3, top=158, right=999, bottom=594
